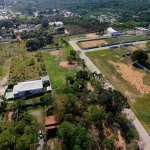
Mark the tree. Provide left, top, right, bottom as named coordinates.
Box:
left=45, top=34, right=53, bottom=44
left=26, top=39, right=39, bottom=51
left=131, top=50, right=148, bottom=64
left=103, top=136, right=118, bottom=149
left=70, top=50, right=76, bottom=60
left=40, top=93, right=52, bottom=106
left=98, top=89, right=128, bottom=116
left=66, top=55, right=73, bottom=64
left=42, top=19, right=49, bottom=28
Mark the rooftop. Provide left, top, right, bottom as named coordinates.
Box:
left=13, top=80, right=43, bottom=94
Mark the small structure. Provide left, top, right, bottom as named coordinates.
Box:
left=106, top=27, right=119, bottom=36
left=41, top=75, right=50, bottom=85
left=49, top=21, right=63, bottom=27
left=13, top=80, right=43, bottom=98
left=45, top=115, right=60, bottom=130
left=135, top=27, right=149, bottom=34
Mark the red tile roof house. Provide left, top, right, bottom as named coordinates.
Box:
left=45, top=116, right=60, bottom=130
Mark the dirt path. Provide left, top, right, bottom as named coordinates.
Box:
left=85, top=33, right=98, bottom=38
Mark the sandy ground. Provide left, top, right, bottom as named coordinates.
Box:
left=138, top=43, right=147, bottom=49
left=80, top=40, right=106, bottom=48
left=64, top=29, right=69, bottom=34
left=115, top=130, right=126, bottom=150
left=128, top=46, right=138, bottom=51
left=86, top=82, right=94, bottom=91
left=85, top=33, right=98, bottom=38
left=8, top=111, right=13, bottom=121
left=109, top=61, right=150, bottom=95
left=49, top=50, right=63, bottom=58
left=59, top=61, right=77, bottom=68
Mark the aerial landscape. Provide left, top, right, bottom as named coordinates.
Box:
left=1, top=0, right=150, bottom=150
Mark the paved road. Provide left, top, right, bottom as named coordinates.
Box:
left=69, top=40, right=150, bottom=150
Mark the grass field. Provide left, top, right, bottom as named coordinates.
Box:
left=115, top=47, right=130, bottom=54
left=63, top=34, right=86, bottom=41
left=122, top=35, right=147, bottom=42
left=42, top=45, right=81, bottom=92
left=9, top=52, right=47, bottom=84
left=86, top=49, right=150, bottom=132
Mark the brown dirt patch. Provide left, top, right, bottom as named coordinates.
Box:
left=59, top=61, right=77, bottom=68
left=138, top=43, right=147, bottom=49
left=80, top=40, right=106, bottom=48
left=127, top=46, right=138, bottom=51
left=85, top=33, right=98, bottom=38
left=49, top=50, right=63, bottom=57
left=86, top=82, right=94, bottom=91
left=8, top=111, right=13, bottom=121
left=115, top=130, right=126, bottom=150
left=109, top=61, right=150, bottom=95
left=64, top=29, right=69, bottom=34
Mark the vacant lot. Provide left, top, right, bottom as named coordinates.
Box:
left=86, top=50, right=150, bottom=132
left=80, top=39, right=106, bottom=48
left=115, top=47, right=130, bottom=54
left=127, top=46, right=138, bottom=51
left=64, top=25, right=87, bottom=34
left=9, top=52, right=47, bottom=84
left=136, top=43, right=149, bottom=50
left=122, top=35, right=147, bottom=42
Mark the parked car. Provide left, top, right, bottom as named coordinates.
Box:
left=38, top=130, right=43, bottom=139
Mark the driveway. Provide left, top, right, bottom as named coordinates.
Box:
left=37, top=138, right=44, bottom=150
left=69, top=39, right=150, bottom=150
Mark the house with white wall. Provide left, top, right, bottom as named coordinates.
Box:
left=13, top=80, right=43, bottom=98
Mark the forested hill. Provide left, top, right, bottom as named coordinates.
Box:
left=13, top=0, right=150, bottom=14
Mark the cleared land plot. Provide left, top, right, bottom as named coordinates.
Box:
left=127, top=46, right=138, bottom=52
left=136, top=43, right=150, bottom=50
left=63, top=34, right=86, bottom=41
left=122, top=35, right=147, bottom=42
left=9, top=52, right=47, bottom=84
left=115, top=47, right=130, bottom=54
left=80, top=39, right=106, bottom=48
left=86, top=50, right=150, bottom=132
left=105, top=37, right=122, bottom=44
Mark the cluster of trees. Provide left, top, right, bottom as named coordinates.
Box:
left=26, top=34, right=53, bottom=51
left=0, top=111, right=38, bottom=150
left=52, top=70, right=139, bottom=149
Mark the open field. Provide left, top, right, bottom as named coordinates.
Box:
left=42, top=46, right=82, bottom=92
left=63, top=34, right=86, bottom=41
left=80, top=39, right=106, bottom=48
left=136, top=43, right=150, bottom=50
left=127, top=46, right=138, bottom=52
left=9, top=52, right=47, bottom=84
left=86, top=50, right=150, bottom=132
left=115, top=47, right=130, bottom=54
left=122, top=35, right=147, bottom=42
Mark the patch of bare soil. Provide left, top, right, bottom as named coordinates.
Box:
left=86, top=82, right=94, bottom=91
left=64, top=29, right=69, bottom=34
left=85, top=33, right=98, bottom=38
left=109, top=61, right=150, bottom=95
left=115, top=130, right=126, bottom=150
left=128, top=46, right=138, bottom=51
left=49, top=50, right=63, bottom=58
left=59, top=61, right=77, bottom=68
left=138, top=43, right=147, bottom=49
left=80, top=40, right=106, bottom=48
left=8, top=111, right=13, bottom=121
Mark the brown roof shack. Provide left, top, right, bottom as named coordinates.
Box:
left=45, top=116, right=60, bottom=130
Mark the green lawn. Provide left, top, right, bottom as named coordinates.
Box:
left=28, top=106, right=45, bottom=127
left=63, top=34, right=86, bottom=41
left=105, top=37, right=123, bottom=44
left=115, top=47, right=131, bottom=54
left=86, top=49, right=150, bottom=132
left=123, top=35, right=147, bottom=42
